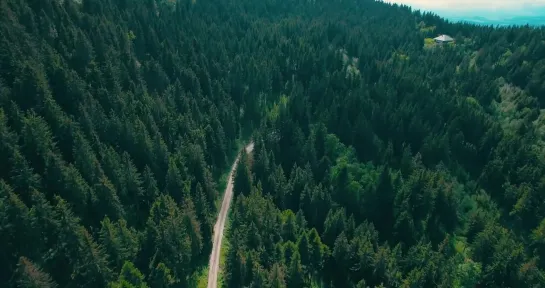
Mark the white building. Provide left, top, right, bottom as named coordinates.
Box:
left=433, top=34, right=454, bottom=44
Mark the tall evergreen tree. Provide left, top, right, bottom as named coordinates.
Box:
left=234, top=150, right=252, bottom=196
left=14, top=257, right=58, bottom=288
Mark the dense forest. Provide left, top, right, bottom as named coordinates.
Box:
left=1, top=0, right=545, bottom=287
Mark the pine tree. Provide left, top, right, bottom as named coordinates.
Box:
left=234, top=150, right=253, bottom=196
left=269, top=165, right=289, bottom=209
left=119, top=152, right=145, bottom=224
left=373, top=167, right=395, bottom=236
left=194, top=183, right=213, bottom=252
left=165, top=157, right=188, bottom=203
left=182, top=197, right=203, bottom=264
left=73, top=228, right=113, bottom=287
left=323, top=208, right=347, bottom=246
left=332, top=232, right=350, bottom=287
left=282, top=210, right=299, bottom=243
left=43, top=156, right=92, bottom=221
left=93, top=176, right=125, bottom=221
left=9, top=150, right=42, bottom=203
left=307, top=228, right=328, bottom=272
left=108, top=261, right=148, bottom=288
left=144, top=195, right=193, bottom=282
left=29, top=190, right=61, bottom=260
left=253, top=140, right=270, bottom=184
left=268, top=263, right=287, bottom=288
left=0, top=181, right=35, bottom=283
left=15, top=257, right=58, bottom=288
left=287, top=252, right=305, bottom=288
left=141, top=166, right=160, bottom=211
left=99, top=217, right=139, bottom=271
left=297, top=232, right=310, bottom=270
left=149, top=262, right=175, bottom=288
left=51, top=196, right=104, bottom=286
left=20, top=112, right=56, bottom=174
left=73, top=131, right=102, bottom=185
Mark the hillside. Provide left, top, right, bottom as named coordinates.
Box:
left=1, top=0, right=544, bottom=287
left=446, top=15, right=545, bottom=26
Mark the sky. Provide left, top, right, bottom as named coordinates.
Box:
left=384, top=0, right=545, bottom=17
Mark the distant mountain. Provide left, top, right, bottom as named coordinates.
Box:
left=436, top=6, right=545, bottom=27
left=446, top=15, right=545, bottom=26
left=382, top=0, right=545, bottom=27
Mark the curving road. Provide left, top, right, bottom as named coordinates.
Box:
left=207, top=142, right=254, bottom=288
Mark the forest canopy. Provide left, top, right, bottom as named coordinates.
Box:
left=0, top=0, right=544, bottom=287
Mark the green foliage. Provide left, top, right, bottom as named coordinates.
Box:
left=233, top=150, right=253, bottom=196
left=424, top=38, right=436, bottom=48
left=108, top=261, right=148, bottom=288
left=143, top=194, right=200, bottom=283
left=99, top=217, right=139, bottom=271
left=15, top=257, right=57, bottom=288
left=149, top=262, right=175, bottom=288
left=222, top=2, right=545, bottom=283
left=453, top=258, right=482, bottom=288
left=1, top=0, right=545, bottom=287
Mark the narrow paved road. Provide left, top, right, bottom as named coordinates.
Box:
left=207, top=142, right=254, bottom=288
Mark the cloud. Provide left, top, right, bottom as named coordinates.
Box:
left=384, top=0, right=545, bottom=12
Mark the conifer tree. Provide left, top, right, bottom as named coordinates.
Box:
left=234, top=150, right=252, bottom=196
left=15, top=257, right=58, bottom=288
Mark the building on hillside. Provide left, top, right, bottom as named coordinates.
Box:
left=433, top=34, right=454, bottom=44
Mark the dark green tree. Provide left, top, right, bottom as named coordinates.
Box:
left=14, top=257, right=58, bottom=288
left=234, top=150, right=253, bottom=196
